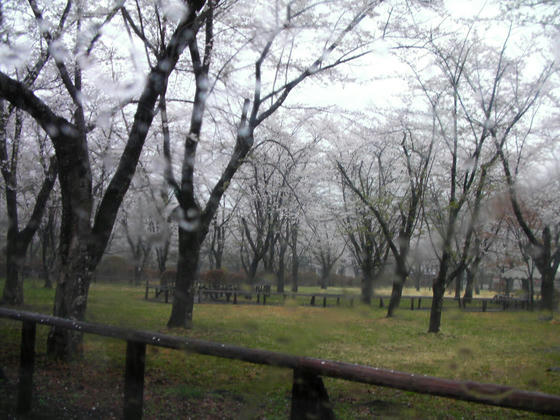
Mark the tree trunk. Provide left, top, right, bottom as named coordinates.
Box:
left=463, top=269, right=474, bottom=304
left=454, top=272, right=462, bottom=299
left=428, top=252, right=450, bottom=333
left=247, top=258, right=259, bottom=284
left=214, top=251, right=222, bottom=270
left=277, top=246, right=286, bottom=293
left=540, top=268, right=555, bottom=311
left=156, top=239, right=169, bottom=275
left=47, top=140, right=94, bottom=359
left=47, top=245, right=93, bottom=359
left=387, top=262, right=407, bottom=317
left=277, top=258, right=285, bottom=293
left=167, top=228, right=200, bottom=328
left=264, top=240, right=275, bottom=274
left=40, top=224, right=54, bottom=289
left=133, top=266, right=142, bottom=286
left=360, top=262, right=374, bottom=305
left=3, top=240, right=25, bottom=304
left=291, top=256, right=299, bottom=292
left=320, top=265, right=328, bottom=290
left=528, top=272, right=534, bottom=310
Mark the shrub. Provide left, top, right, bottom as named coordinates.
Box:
left=199, top=269, right=247, bottom=288
left=95, top=255, right=133, bottom=283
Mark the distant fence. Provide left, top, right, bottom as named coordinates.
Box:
left=1, top=307, right=557, bottom=419
left=145, top=283, right=530, bottom=312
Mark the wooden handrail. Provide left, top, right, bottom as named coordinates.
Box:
left=1, top=307, right=558, bottom=417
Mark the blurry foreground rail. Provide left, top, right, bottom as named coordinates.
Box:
left=1, top=307, right=558, bottom=419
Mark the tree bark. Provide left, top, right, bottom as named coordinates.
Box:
left=540, top=267, right=555, bottom=311
left=277, top=256, right=285, bottom=293
left=463, top=269, right=474, bottom=304
left=360, top=262, right=375, bottom=305
left=290, top=223, right=299, bottom=292
left=3, top=241, right=26, bottom=304
left=2, top=156, right=57, bottom=304
left=291, top=256, right=299, bottom=293
left=454, top=272, right=462, bottom=300
left=429, top=251, right=451, bottom=333
left=167, top=229, right=200, bottom=328
left=387, top=259, right=408, bottom=317
left=277, top=244, right=287, bottom=293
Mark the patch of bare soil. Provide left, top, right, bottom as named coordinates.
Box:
left=0, top=353, right=246, bottom=419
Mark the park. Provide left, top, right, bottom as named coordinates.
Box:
left=1, top=0, right=560, bottom=418
left=1, top=278, right=560, bottom=418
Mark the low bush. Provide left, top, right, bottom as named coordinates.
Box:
left=95, top=255, right=133, bottom=283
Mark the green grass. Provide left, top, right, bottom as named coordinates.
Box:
left=1, top=278, right=559, bottom=419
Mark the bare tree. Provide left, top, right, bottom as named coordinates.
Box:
left=498, top=140, right=560, bottom=311
left=0, top=103, right=58, bottom=304
left=338, top=127, right=432, bottom=315
left=0, top=0, right=209, bottom=358
left=414, top=22, right=552, bottom=332
left=339, top=150, right=391, bottom=304
left=166, top=1, right=380, bottom=328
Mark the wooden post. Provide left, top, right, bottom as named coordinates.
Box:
left=263, top=294, right=267, bottom=305
left=17, top=320, right=36, bottom=415
left=310, top=296, right=315, bottom=306
left=165, top=288, right=169, bottom=304
left=379, top=297, right=384, bottom=308
left=336, top=297, right=340, bottom=306
left=226, top=293, right=231, bottom=303
left=144, top=285, right=149, bottom=300
left=410, top=298, right=414, bottom=311
left=418, top=298, right=422, bottom=309
left=290, top=369, right=335, bottom=420
left=257, top=293, right=260, bottom=304
left=482, top=300, right=487, bottom=312
left=233, top=293, right=238, bottom=304
left=123, top=341, right=146, bottom=420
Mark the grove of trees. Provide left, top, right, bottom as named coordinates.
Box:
left=0, top=0, right=558, bottom=357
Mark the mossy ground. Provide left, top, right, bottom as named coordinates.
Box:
left=1, top=279, right=559, bottom=419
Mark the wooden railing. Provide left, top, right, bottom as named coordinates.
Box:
left=1, top=307, right=558, bottom=419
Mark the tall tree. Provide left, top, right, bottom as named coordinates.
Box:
left=166, top=0, right=380, bottom=328
left=0, top=1, right=59, bottom=304
left=497, top=137, right=560, bottom=310
left=0, top=0, right=209, bottom=358
left=338, top=126, right=432, bottom=315
left=0, top=105, right=58, bottom=304
left=415, top=22, right=552, bottom=332
left=339, top=147, right=390, bottom=304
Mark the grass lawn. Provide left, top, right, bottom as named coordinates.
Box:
left=1, top=279, right=559, bottom=419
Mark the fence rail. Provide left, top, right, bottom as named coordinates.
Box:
left=147, top=285, right=529, bottom=312
left=1, top=307, right=558, bottom=418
